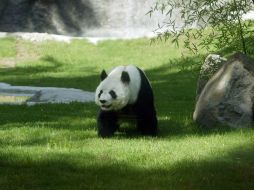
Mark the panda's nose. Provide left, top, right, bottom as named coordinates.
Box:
left=100, top=100, right=107, bottom=104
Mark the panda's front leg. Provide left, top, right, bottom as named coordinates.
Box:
left=97, top=110, right=118, bottom=137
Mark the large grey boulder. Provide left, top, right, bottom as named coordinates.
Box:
left=196, top=54, right=227, bottom=99
left=193, top=52, right=254, bottom=128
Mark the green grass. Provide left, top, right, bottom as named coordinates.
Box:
left=0, top=38, right=16, bottom=58
left=0, top=37, right=253, bottom=190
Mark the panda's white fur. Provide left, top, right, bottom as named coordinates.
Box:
left=95, top=65, right=141, bottom=111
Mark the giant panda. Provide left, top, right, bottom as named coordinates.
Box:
left=95, top=65, right=158, bottom=137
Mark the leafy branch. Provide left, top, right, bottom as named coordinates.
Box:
left=148, top=0, right=254, bottom=54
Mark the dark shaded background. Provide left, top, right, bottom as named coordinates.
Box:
left=0, top=0, right=98, bottom=36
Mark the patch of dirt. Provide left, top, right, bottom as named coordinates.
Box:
left=0, top=39, right=39, bottom=68
left=15, top=39, right=39, bottom=60
left=0, top=58, right=16, bottom=68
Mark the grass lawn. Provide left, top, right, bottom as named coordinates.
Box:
left=0, top=37, right=253, bottom=190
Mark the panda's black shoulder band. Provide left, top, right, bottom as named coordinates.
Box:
left=121, top=71, right=130, bottom=83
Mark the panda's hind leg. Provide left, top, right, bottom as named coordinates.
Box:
left=136, top=108, right=158, bottom=136
left=97, top=110, right=118, bottom=137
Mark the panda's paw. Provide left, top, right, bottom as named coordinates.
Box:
left=98, top=127, right=115, bottom=138
left=98, top=132, right=114, bottom=138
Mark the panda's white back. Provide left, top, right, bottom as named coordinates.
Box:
left=108, top=65, right=141, bottom=104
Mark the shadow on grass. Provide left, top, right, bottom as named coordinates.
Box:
left=0, top=102, right=99, bottom=146
left=0, top=103, right=96, bottom=128
left=0, top=142, right=253, bottom=190
left=0, top=56, right=64, bottom=74
left=0, top=55, right=100, bottom=90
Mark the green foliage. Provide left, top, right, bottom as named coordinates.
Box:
left=148, top=0, right=254, bottom=54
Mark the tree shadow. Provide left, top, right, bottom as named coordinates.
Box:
left=0, top=141, right=253, bottom=190
left=0, top=55, right=99, bottom=90
left=0, top=102, right=96, bottom=129
left=0, top=55, right=63, bottom=76
left=0, top=0, right=99, bottom=35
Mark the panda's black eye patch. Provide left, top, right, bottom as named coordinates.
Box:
left=98, top=90, right=103, bottom=98
left=109, top=90, right=117, bottom=99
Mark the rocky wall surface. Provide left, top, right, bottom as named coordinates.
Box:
left=0, top=0, right=165, bottom=37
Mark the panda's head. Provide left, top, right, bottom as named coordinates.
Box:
left=95, top=67, right=132, bottom=111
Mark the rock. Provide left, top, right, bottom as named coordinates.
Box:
left=196, top=54, right=227, bottom=99
left=193, top=52, right=254, bottom=128
left=0, top=82, right=95, bottom=105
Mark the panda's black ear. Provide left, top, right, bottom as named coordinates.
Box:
left=100, top=70, right=107, bottom=81
left=121, top=71, right=130, bottom=83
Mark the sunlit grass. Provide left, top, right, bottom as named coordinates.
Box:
left=0, top=37, right=253, bottom=190
left=0, top=95, right=30, bottom=104
left=0, top=38, right=16, bottom=58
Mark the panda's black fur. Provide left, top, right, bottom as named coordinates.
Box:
left=96, top=65, right=158, bottom=137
